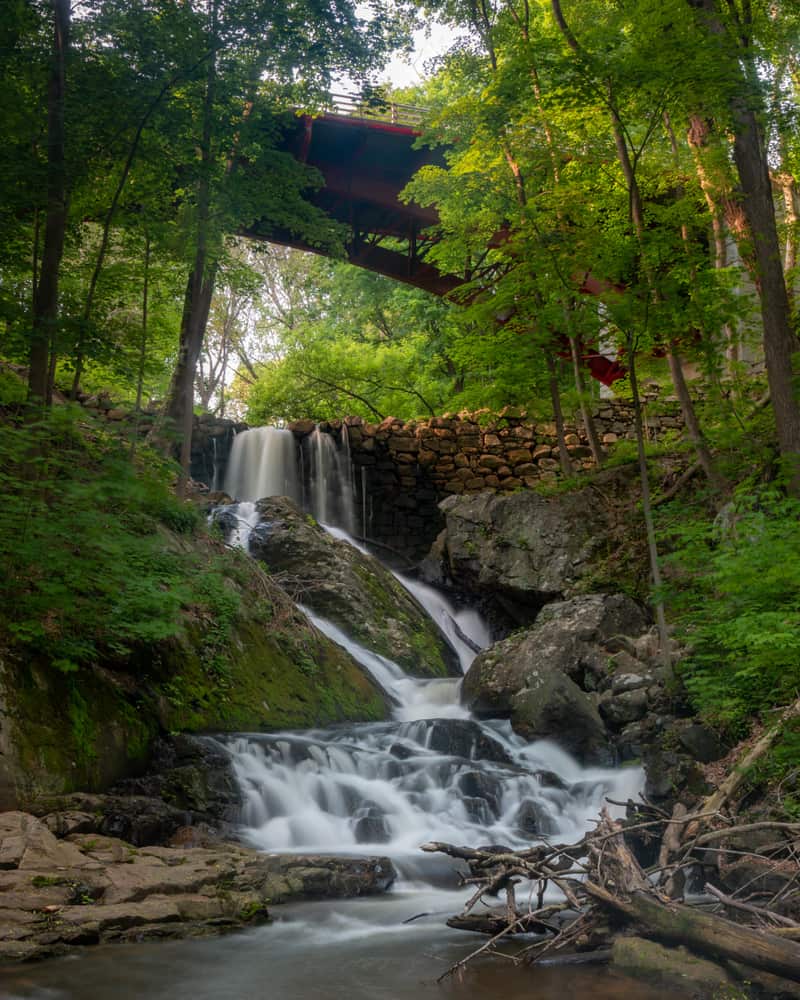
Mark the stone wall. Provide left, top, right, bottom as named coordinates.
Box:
left=285, top=395, right=685, bottom=558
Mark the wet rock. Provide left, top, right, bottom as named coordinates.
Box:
left=677, top=723, right=724, bottom=764
left=599, top=688, right=649, bottom=727
left=0, top=813, right=396, bottom=962
left=424, top=488, right=612, bottom=624
left=248, top=497, right=459, bottom=678
left=208, top=504, right=240, bottom=540
left=463, top=594, right=651, bottom=721
left=456, top=771, right=500, bottom=816
left=423, top=720, right=512, bottom=764
left=642, top=747, right=709, bottom=808
left=514, top=799, right=558, bottom=837
left=509, top=672, right=613, bottom=766
left=33, top=793, right=189, bottom=847
left=462, top=594, right=654, bottom=763
left=111, top=735, right=241, bottom=826
left=353, top=807, right=390, bottom=844
left=534, top=770, right=569, bottom=791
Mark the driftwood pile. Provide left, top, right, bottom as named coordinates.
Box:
left=423, top=702, right=800, bottom=988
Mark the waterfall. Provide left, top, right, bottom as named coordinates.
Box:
left=225, top=425, right=357, bottom=535
left=302, top=426, right=357, bottom=533
left=219, top=423, right=644, bottom=894
left=224, top=426, right=301, bottom=504
left=227, top=722, right=642, bottom=858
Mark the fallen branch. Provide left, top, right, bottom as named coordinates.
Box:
left=585, top=882, right=800, bottom=982
left=704, top=883, right=798, bottom=928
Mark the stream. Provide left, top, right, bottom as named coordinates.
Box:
left=1, top=427, right=692, bottom=998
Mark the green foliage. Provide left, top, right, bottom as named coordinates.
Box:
left=662, top=488, right=800, bottom=733
left=0, top=407, right=235, bottom=673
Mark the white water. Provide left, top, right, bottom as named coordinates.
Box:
left=322, top=524, right=488, bottom=675
left=227, top=722, right=642, bottom=860
left=301, top=606, right=468, bottom=722
left=224, top=426, right=301, bottom=504
left=303, top=426, right=358, bottom=534
left=218, top=423, right=644, bottom=919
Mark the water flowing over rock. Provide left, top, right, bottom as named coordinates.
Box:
left=462, top=594, right=657, bottom=764
left=246, top=496, right=461, bottom=678
left=420, top=489, right=610, bottom=626
left=228, top=720, right=642, bottom=856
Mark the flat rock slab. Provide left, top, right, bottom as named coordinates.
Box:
left=0, top=813, right=395, bottom=961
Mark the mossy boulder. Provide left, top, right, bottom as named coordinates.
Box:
left=0, top=531, right=390, bottom=810
left=247, top=497, right=459, bottom=678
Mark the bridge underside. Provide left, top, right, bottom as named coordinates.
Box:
left=243, top=109, right=625, bottom=386
left=244, top=112, right=470, bottom=296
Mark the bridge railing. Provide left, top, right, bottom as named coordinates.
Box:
left=327, top=92, right=428, bottom=128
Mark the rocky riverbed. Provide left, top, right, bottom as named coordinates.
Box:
left=0, top=810, right=394, bottom=962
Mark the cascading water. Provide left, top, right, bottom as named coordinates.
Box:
left=215, top=424, right=646, bottom=984
left=224, top=426, right=301, bottom=505
left=302, top=425, right=358, bottom=534
left=5, top=430, right=666, bottom=1000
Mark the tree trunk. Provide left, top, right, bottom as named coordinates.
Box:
left=567, top=333, right=605, bottom=467
left=154, top=1, right=219, bottom=493
left=688, top=1, right=800, bottom=493
left=731, top=99, right=800, bottom=491
left=627, top=334, right=671, bottom=669
left=28, top=0, right=69, bottom=405
left=774, top=172, right=799, bottom=313
left=666, top=343, right=728, bottom=495
left=546, top=354, right=574, bottom=475
left=587, top=885, right=800, bottom=984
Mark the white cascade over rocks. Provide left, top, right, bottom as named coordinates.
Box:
left=216, top=424, right=645, bottom=892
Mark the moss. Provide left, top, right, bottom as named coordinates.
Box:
left=348, top=560, right=452, bottom=678
left=155, top=575, right=388, bottom=733
left=4, top=658, right=157, bottom=804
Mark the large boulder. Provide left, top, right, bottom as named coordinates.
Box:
left=0, top=531, right=391, bottom=811
left=462, top=594, right=655, bottom=764
left=247, top=497, right=459, bottom=678
left=508, top=670, right=611, bottom=765
left=421, top=488, right=610, bottom=626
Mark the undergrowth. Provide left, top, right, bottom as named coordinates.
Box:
left=660, top=485, right=800, bottom=736
left=0, top=406, right=238, bottom=674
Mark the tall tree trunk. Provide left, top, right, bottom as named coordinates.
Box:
left=69, top=58, right=211, bottom=400
left=28, top=0, right=69, bottom=405
left=610, top=94, right=725, bottom=493
left=131, top=233, right=150, bottom=458
left=688, top=0, right=800, bottom=493
left=546, top=354, right=573, bottom=475
left=567, top=332, right=605, bottom=467
left=682, top=115, right=739, bottom=367
left=666, top=343, right=728, bottom=493
left=730, top=96, right=800, bottom=491
left=628, top=334, right=671, bottom=670
left=774, top=172, right=799, bottom=314
left=154, top=2, right=219, bottom=494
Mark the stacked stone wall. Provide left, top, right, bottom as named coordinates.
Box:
left=287, top=395, right=685, bottom=558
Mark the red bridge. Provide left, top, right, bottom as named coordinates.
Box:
left=244, top=95, right=475, bottom=297
left=243, top=95, right=625, bottom=386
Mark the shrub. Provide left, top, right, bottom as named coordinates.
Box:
left=662, top=487, right=800, bottom=733
left=0, top=407, right=234, bottom=672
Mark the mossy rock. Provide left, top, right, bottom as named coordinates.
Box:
left=0, top=528, right=390, bottom=809
left=247, top=497, right=459, bottom=678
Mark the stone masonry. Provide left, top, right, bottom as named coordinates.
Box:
left=285, top=395, right=685, bottom=558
